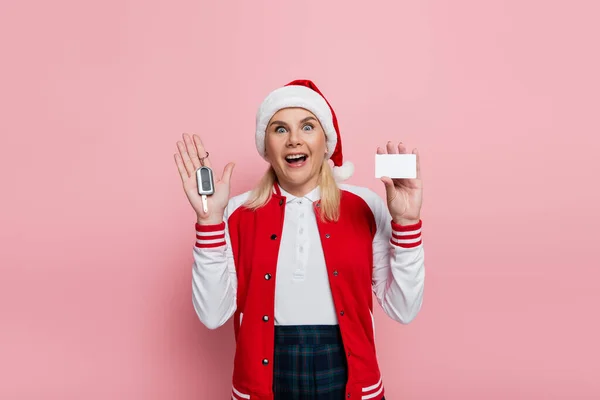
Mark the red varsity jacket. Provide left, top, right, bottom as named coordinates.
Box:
left=192, top=183, right=425, bottom=400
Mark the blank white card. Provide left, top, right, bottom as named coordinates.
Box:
left=375, top=154, right=417, bottom=179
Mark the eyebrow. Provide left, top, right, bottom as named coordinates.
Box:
left=269, top=116, right=318, bottom=127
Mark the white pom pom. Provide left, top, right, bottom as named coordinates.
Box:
left=332, top=161, right=354, bottom=182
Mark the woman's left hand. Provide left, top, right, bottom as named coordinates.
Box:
left=378, top=142, right=423, bottom=226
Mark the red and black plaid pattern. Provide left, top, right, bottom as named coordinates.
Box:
left=272, top=325, right=386, bottom=400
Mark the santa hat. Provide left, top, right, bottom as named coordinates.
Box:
left=255, top=79, right=354, bottom=182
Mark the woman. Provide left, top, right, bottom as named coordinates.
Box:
left=174, top=80, right=425, bottom=400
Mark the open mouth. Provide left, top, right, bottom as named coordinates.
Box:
left=285, top=154, right=308, bottom=165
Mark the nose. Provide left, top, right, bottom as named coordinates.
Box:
left=286, top=128, right=303, bottom=148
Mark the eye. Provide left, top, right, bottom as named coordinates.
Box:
left=302, top=124, right=314, bottom=131
left=275, top=126, right=287, bottom=134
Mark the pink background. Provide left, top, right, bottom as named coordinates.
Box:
left=1, top=0, right=599, bottom=398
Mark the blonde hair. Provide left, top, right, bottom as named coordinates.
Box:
left=244, top=160, right=341, bottom=222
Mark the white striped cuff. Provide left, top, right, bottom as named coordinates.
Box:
left=195, top=222, right=226, bottom=248
left=390, top=219, right=422, bottom=248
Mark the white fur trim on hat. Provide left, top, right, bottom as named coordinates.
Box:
left=255, top=85, right=338, bottom=160
left=332, top=160, right=354, bottom=182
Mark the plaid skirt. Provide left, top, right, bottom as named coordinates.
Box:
left=272, top=325, right=386, bottom=400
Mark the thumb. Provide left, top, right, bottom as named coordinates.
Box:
left=380, top=176, right=394, bottom=191
left=380, top=176, right=396, bottom=200
left=221, top=162, right=235, bottom=184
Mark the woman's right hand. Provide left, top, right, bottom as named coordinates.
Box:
left=174, top=133, right=235, bottom=225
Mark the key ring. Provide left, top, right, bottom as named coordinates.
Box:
left=199, top=151, right=209, bottom=166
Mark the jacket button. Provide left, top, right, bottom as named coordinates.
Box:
left=279, top=199, right=284, bottom=206
left=271, top=234, right=277, bottom=240
left=265, top=273, right=272, bottom=280
left=333, top=270, right=338, bottom=276
left=325, top=234, right=330, bottom=238
left=262, top=315, right=269, bottom=322
left=262, top=358, right=269, bottom=365
left=340, top=310, right=345, bottom=316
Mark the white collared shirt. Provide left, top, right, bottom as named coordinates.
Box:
left=273, top=185, right=338, bottom=325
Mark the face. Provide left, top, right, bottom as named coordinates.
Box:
left=265, top=107, right=328, bottom=194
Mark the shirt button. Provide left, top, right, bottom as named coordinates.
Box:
left=299, top=247, right=303, bottom=253
left=262, top=315, right=269, bottom=322
left=270, top=234, right=277, bottom=240
left=299, top=228, right=304, bottom=234
left=262, top=358, right=269, bottom=365
left=265, top=273, right=272, bottom=280
left=333, top=270, right=338, bottom=276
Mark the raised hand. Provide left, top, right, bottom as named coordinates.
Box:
left=377, top=142, right=423, bottom=225
left=174, top=133, right=235, bottom=225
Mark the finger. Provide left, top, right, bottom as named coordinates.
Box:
left=183, top=133, right=201, bottom=170
left=177, top=141, right=196, bottom=177
left=414, top=148, right=421, bottom=179
left=397, top=142, right=408, bottom=154
left=386, top=141, right=397, bottom=154
left=193, top=134, right=212, bottom=169
left=376, top=146, right=385, bottom=154
left=174, top=153, right=190, bottom=182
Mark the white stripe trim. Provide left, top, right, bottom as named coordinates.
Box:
left=232, top=386, right=250, bottom=399
left=362, top=376, right=382, bottom=392
left=196, top=230, right=225, bottom=237
left=391, top=237, right=421, bottom=245
left=362, top=384, right=383, bottom=399
left=392, top=228, right=421, bottom=236
left=370, top=310, right=375, bottom=336
left=196, top=238, right=226, bottom=245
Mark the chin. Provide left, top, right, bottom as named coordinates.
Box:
left=279, top=167, right=315, bottom=185
left=283, top=172, right=311, bottom=185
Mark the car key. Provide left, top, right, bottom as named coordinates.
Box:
left=196, top=166, right=215, bottom=213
